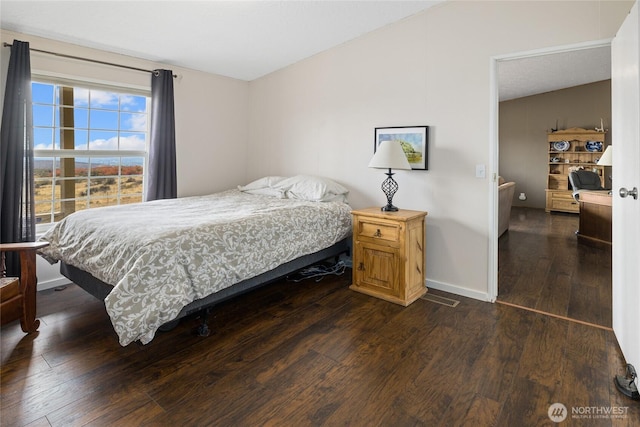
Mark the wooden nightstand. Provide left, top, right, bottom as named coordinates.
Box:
left=349, top=208, right=427, bottom=306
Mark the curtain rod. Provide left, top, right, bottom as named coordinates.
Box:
left=3, top=42, right=177, bottom=78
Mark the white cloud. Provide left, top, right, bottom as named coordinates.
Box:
left=89, top=90, right=119, bottom=108
left=35, top=142, right=54, bottom=150
left=119, top=134, right=146, bottom=150
left=72, top=88, right=89, bottom=106
left=124, top=113, right=147, bottom=131
left=89, top=134, right=145, bottom=151
left=72, top=88, right=117, bottom=107
left=120, top=95, right=138, bottom=108
left=35, top=133, right=146, bottom=151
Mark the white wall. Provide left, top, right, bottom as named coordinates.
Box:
left=247, top=1, right=633, bottom=300
left=1, top=29, right=250, bottom=289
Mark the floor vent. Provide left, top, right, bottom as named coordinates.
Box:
left=421, top=293, right=460, bottom=307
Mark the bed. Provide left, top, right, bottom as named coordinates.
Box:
left=38, top=175, right=352, bottom=346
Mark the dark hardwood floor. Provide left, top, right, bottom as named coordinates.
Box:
left=499, top=206, right=612, bottom=328
left=2, top=258, right=638, bottom=426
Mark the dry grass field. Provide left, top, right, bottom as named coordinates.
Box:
left=34, top=165, right=143, bottom=223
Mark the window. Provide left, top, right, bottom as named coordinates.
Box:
left=32, top=79, right=150, bottom=228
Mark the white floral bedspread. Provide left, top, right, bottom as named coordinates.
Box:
left=39, top=190, right=352, bottom=346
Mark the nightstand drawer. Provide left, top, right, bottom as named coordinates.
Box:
left=356, top=220, right=400, bottom=243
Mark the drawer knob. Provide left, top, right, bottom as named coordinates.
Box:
left=357, top=262, right=365, bottom=271
left=374, top=229, right=382, bottom=238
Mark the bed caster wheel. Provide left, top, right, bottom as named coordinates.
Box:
left=196, top=323, right=210, bottom=337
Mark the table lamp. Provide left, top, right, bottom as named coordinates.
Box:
left=368, top=140, right=411, bottom=211
left=597, top=145, right=612, bottom=189
left=597, top=146, right=612, bottom=166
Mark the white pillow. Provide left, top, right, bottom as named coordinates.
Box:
left=240, top=187, right=286, bottom=198
left=238, top=176, right=287, bottom=197
left=274, top=175, right=349, bottom=202
left=238, top=176, right=287, bottom=191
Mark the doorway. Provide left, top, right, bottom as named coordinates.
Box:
left=489, top=41, right=614, bottom=328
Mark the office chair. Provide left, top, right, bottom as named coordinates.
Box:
left=569, top=170, right=604, bottom=201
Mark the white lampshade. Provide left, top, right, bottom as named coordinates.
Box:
left=597, top=146, right=612, bottom=166
left=368, top=140, right=411, bottom=170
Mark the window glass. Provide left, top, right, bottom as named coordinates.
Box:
left=74, top=108, right=89, bottom=129
left=33, top=105, right=54, bottom=127
left=34, top=128, right=54, bottom=150
left=87, top=130, right=118, bottom=150
left=33, top=82, right=54, bottom=104
left=89, top=90, right=119, bottom=109
left=32, top=81, right=149, bottom=228
left=90, top=109, right=119, bottom=130
left=120, top=112, right=147, bottom=131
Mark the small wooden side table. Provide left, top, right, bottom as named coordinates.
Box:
left=350, top=208, right=427, bottom=306
left=0, top=241, right=50, bottom=333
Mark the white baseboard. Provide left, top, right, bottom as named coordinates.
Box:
left=38, top=276, right=71, bottom=291
left=36, top=255, right=71, bottom=291
left=426, top=278, right=492, bottom=303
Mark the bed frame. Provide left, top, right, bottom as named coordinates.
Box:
left=59, top=238, right=350, bottom=334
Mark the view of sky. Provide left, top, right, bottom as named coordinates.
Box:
left=32, top=82, right=148, bottom=152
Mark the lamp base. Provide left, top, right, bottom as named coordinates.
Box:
left=380, top=169, right=400, bottom=213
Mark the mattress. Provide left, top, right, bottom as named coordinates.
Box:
left=39, top=189, right=352, bottom=345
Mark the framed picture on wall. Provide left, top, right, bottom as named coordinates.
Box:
left=374, top=126, right=429, bottom=170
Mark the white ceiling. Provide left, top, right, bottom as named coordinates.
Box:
left=1, top=0, right=444, bottom=81
left=498, top=45, right=611, bottom=101
left=1, top=1, right=611, bottom=98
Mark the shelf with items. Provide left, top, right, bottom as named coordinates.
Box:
left=548, top=162, right=602, bottom=176
left=548, top=163, right=604, bottom=188
left=545, top=127, right=607, bottom=213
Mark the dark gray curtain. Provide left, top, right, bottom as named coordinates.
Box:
left=1, top=40, right=35, bottom=275
left=145, top=69, right=176, bottom=201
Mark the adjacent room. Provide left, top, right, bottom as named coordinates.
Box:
left=2, top=1, right=639, bottom=425
left=498, top=48, right=614, bottom=328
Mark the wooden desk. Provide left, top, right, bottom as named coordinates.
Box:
left=577, top=191, right=612, bottom=248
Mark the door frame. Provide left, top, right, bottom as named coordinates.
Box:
left=487, top=39, right=613, bottom=301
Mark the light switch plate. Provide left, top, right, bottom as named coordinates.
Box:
left=475, top=164, right=486, bottom=178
